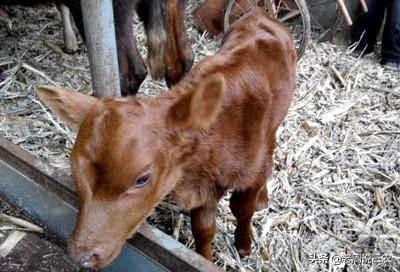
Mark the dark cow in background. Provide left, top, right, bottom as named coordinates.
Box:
left=0, top=0, right=194, bottom=95
left=193, top=0, right=227, bottom=35
left=57, top=3, right=78, bottom=53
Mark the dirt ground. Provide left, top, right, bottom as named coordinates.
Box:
left=0, top=199, right=80, bottom=271
left=0, top=2, right=399, bottom=272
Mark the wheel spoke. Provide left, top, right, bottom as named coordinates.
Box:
left=274, top=0, right=284, bottom=15
left=308, top=0, right=337, bottom=8
left=279, top=9, right=301, bottom=22
left=265, top=0, right=277, bottom=16
left=309, top=13, right=325, bottom=29
left=233, top=1, right=248, bottom=14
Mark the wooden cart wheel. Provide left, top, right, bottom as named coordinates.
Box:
left=223, top=0, right=311, bottom=60
left=306, top=0, right=346, bottom=42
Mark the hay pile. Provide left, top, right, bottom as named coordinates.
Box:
left=0, top=207, right=43, bottom=260
left=0, top=2, right=399, bottom=272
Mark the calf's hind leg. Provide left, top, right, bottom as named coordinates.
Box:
left=256, top=185, right=269, bottom=211
left=256, top=163, right=272, bottom=211
left=257, top=140, right=274, bottom=211
left=230, top=181, right=264, bottom=255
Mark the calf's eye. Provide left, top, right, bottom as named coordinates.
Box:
left=134, top=175, right=150, bottom=187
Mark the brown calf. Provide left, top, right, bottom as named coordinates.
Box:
left=36, top=7, right=296, bottom=269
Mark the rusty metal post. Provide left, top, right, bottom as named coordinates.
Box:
left=81, top=0, right=121, bottom=97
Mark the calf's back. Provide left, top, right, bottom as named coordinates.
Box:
left=171, top=8, right=296, bottom=209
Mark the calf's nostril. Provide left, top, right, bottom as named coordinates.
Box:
left=79, top=252, right=100, bottom=268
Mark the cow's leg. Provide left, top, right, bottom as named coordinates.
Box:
left=116, top=37, right=147, bottom=96
left=230, top=180, right=264, bottom=255
left=57, top=3, right=78, bottom=53
left=113, top=0, right=147, bottom=95
left=137, top=0, right=167, bottom=80
left=190, top=204, right=217, bottom=261
left=63, top=0, right=85, bottom=41
left=67, top=0, right=145, bottom=95
left=163, top=0, right=194, bottom=87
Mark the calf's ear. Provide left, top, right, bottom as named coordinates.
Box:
left=35, top=85, right=98, bottom=131
left=166, top=73, right=225, bottom=130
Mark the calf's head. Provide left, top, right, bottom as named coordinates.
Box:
left=35, top=74, right=224, bottom=269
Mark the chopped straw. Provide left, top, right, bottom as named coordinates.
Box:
left=0, top=213, right=43, bottom=233
left=0, top=231, right=26, bottom=257
left=0, top=2, right=399, bottom=271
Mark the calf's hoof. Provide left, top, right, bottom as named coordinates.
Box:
left=64, top=44, right=79, bottom=54
left=119, top=71, right=146, bottom=96
left=235, top=242, right=252, bottom=256
left=64, top=35, right=79, bottom=54
left=234, top=232, right=252, bottom=256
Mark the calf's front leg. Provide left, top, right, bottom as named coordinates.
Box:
left=230, top=184, right=263, bottom=255
left=190, top=204, right=217, bottom=260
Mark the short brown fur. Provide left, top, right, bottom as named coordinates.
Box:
left=36, top=8, right=296, bottom=269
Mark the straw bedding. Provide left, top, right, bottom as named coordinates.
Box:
left=0, top=2, right=399, bottom=271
